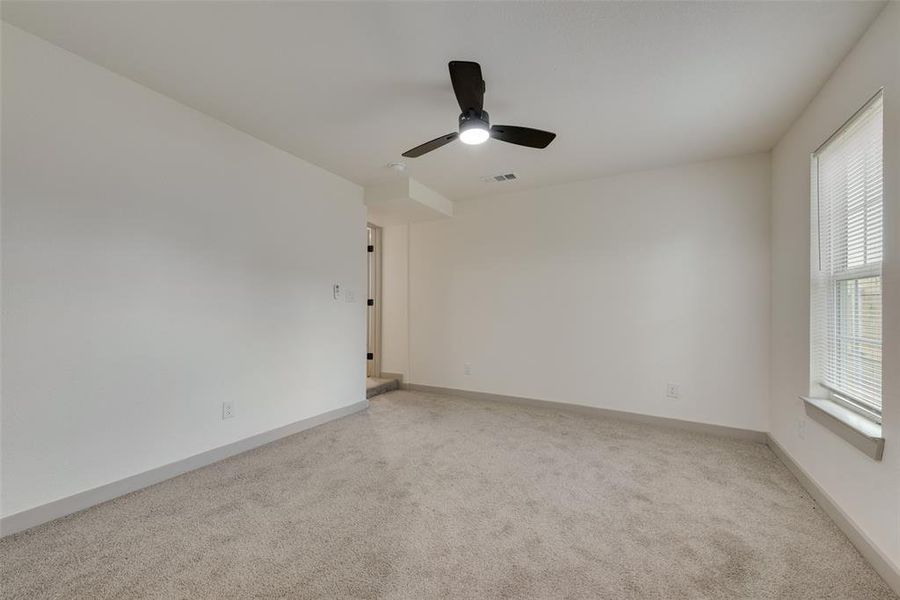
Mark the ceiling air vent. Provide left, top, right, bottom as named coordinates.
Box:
left=481, top=173, right=518, bottom=183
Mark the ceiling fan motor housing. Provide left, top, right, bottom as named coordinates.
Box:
left=401, top=61, right=555, bottom=157
left=459, top=109, right=490, bottom=134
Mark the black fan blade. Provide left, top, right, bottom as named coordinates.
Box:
left=448, top=61, right=484, bottom=112
left=402, top=132, right=458, bottom=158
left=490, top=125, right=556, bottom=149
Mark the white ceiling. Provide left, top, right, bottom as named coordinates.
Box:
left=2, top=1, right=886, bottom=200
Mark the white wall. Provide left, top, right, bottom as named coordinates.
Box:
left=0, top=24, right=366, bottom=519
left=405, top=154, right=771, bottom=431
left=770, top=2, right=900, bottom=573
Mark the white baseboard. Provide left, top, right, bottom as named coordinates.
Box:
left=0, top=399, right=369, bottom=538
left=404, top=383, right=767, bottom=442
left=766, top=434, right=900, bottom=594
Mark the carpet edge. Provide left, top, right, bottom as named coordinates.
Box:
left=0, top=399, right=370, bottom=538
left=766, top=434, right=900, bottom=595
left=404, top=383, right=767, bottom=442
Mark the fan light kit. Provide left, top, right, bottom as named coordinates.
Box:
left=402, top=61, right=556, bottom=157
left=458, top=110, right=491, bottom=145
left=459, top=127, right=490, bottom=145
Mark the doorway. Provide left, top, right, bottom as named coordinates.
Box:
left=366, top=224, right=381, bottom=378
left=365, top=224, right=401, bottom=399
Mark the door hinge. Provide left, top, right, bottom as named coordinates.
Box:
left=367, top=245, right=374, bottom=253
left=367, top=298, right=374, bottom=306
left=367, top=352, right=374, bottom=360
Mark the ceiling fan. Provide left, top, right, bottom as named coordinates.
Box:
left=402, top=61, right=557, bottom=158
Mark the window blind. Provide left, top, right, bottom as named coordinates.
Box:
left=811, top=91, right=883, bottom=416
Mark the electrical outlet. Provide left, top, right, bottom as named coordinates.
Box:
left=666, top=383, right=680, bottom=399
left=464, top=363, right=472, bottom=376
left=222, top=401, right=235, bottom=420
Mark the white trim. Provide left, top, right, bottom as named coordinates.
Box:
left=766, top=434, right=899, bottom=594
left=404, top=383, right=766, bottom=442
left=832, top=265, right=882, bottom=281
left=812, top=88, right=884, bottom=154
left=801, top=396, right=884, bottom=460
left=819, top=387, right=882, bottom=424
left=366, top=223, right=383, bottom=377
left=809, top=91, right=884, bottom=414
left=0, top=400, right=369, bottom=538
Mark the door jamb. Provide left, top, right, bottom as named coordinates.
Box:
left=367, top=223, right=383, bottom=378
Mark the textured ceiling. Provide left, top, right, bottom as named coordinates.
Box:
left=2, top=1, right=886, bottom=199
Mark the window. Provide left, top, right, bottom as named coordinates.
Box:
left=811, top=90, right=883, bottom=421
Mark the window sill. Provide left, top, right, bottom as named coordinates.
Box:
left=801, top=396, right=884, bottom=460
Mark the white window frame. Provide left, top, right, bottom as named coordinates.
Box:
left=810, top=89, right=884, bottom=424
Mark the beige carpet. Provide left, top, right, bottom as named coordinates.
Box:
left=1, top=390, right=895, bottom=599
